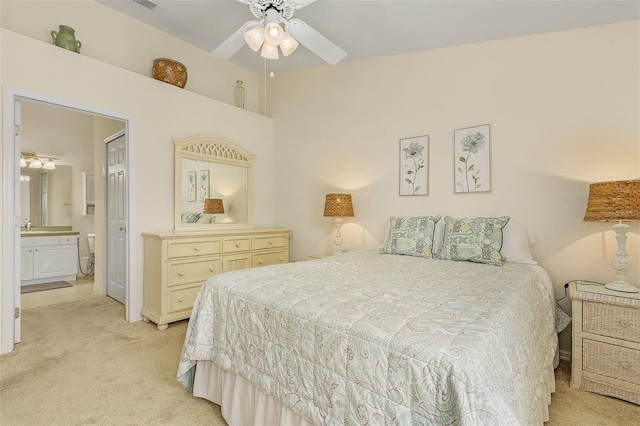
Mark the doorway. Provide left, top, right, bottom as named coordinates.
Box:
left=2, top=89, right=135, bottom=354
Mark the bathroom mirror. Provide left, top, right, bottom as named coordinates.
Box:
left=20, top=165, right=72, bottom=227
left=174, top=135, right=254, bottom=231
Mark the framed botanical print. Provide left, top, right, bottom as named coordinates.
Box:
left=400, top=135, right=429, bottom=196
left=187, top=171, right=197, bottom=202
left=199, top=170, right=209, bottom=201
left=454, top=124, right=491, bottom=193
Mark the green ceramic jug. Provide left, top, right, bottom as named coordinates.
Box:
left=51, top=25, right=82, bottom=53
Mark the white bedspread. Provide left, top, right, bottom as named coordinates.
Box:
left=178, top=249, right=557, bottom=425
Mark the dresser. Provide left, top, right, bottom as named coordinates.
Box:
left=141, top=228, right=290, bottom=330
left=569, top=281, right=640, bottom=404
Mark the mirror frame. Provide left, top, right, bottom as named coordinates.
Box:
left=174, top=135, right=255, bottom=231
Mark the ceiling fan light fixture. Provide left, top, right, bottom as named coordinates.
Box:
left=261, top=42, right=279, bottom=60
left=244, top=26, right=265, bottom=52
left=264, top=22, right=285, bottom=46
left=280, top=32, right=299, bottom=56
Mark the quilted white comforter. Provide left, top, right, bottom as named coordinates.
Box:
left=178, top=249, right=557, bottom=425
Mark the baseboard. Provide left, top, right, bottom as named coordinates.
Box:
left=559, top=349, right=571, bottom=362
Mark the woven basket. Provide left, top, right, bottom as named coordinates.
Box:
left=152, top=58, right=188, bottom=88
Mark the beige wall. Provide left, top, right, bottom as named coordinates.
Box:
left=1, top=28, right=273, bottom=350
left=270, top=21, right=640, bottom=355
left=1, top=0, right=263, bottom=114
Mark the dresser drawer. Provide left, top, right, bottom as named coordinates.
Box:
left=583, top=302, right=640, bottom=343
left=168, top=258, right=222, bottom=287
left=583, top=339, right=640, bottom=384
left=168, top=285, right=201, bottom=313
left=253, top=250, right=288, bottom=267
left=252, top=234, right=288, bottom=250
left=168, top=239, right=221, bottom=258
left=223, top=237, right=251, bottom=253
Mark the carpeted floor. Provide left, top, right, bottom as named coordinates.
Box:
left=1, top=296, right=639, bottom=425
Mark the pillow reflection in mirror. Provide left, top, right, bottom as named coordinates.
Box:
left=181, top=212, right=201, bottom=223
left=196, top=214, right=212, bottom=224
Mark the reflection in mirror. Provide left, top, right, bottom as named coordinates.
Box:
left=20, top=165, right=72, bottom=226
left=82, top=171, right=95, bottom=215
left=180, top=160, right=248, bottom=224
left=174, top=135, right=254, bottom=231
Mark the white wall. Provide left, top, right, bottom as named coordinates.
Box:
left=270, top=21, right=640, bottom=355
left=0, top=28, right=273, bottom=350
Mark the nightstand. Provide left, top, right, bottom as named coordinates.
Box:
left=304, top=253, right=333, bottom=261
left=569, top=280, right=640, bottom=404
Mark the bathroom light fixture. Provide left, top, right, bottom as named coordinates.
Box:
left=28, top=158, right=43, bottom=169
left=43, top=159, right=56, bottom=170
left=21, top=152, right=59, bottom=170
left=323, top=193, right=355, bottom=254
left=584, top=179, right=640, bottom=293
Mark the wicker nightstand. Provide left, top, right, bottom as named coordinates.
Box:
left=569, top=281, right=640, bottom=404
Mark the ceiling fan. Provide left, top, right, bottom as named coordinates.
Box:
left=212, top=0, right=347, bottom=65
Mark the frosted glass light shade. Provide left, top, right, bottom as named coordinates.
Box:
left=264, top=22, right=284, bottom=45
left=261, top=43, right=279, bottom=59
left=244, top=27, right=264, bottom=51
left=43, top=159, right=56, bottom=170
left=280, top=32, right=299, bottom=56
left=28, top=159, right=42, bottom=169
left=20, top=157, right=27, bottom=168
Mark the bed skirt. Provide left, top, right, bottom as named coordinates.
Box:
left=193, top=360, right=556, bottom=425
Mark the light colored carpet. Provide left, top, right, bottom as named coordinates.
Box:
left=1, top=296, right=639, bottom=425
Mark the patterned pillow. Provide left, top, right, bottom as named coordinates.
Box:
left=181, top=212, right=201, bottom=223
left=379, top=216, right=441, bottom=258
left=437, top=216, right=510, bottom=266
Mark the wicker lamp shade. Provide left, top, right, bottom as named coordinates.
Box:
left=203, top=198, right=224, bottom=215
left=584, top=180, right=640, bottom=222
left=323, top=194, right=354, bottom=217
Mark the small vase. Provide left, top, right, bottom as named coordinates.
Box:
left=234, top=80, right=245, bottom=109
left=51, top=25, right=82, bottom=53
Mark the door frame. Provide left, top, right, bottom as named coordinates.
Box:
left=2, top=86, right=136, bottom=354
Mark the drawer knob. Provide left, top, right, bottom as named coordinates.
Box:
left=235, top=243, right=241, bottom=248
left=194, top=246, right=201, bottom=251
left=278, top=257, right=283, bottom=261
left=178, top=271, right=185, bottom=276
left=268, top=241, right=273, bottom=245
left=620, top=320, right=629, bottom=329
left=621, top=361, right=631, bottom=370
left=258, top=260, right=264, bottom=264
left=209, top=266, right=216, bottom=272
left=178, top=296, right=184, bottom=302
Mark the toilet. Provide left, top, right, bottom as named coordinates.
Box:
left=87, top=233, right=95, bottom=255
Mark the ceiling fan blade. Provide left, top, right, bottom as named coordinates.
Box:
left=285, top=19, right=346, bottom=65
left=211, top=20, right=261, bottom=59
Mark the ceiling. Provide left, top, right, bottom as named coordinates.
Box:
left=98, top=0, right=640, bottom=74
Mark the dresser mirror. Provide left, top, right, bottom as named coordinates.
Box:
left=174, top=135, right=254, bottom=231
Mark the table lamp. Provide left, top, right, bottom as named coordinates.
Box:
left=203, top=198, right=224, bottom=223
left=583, top=179, right=640, bottom=293
left=323, top=193, right=354, bottom=253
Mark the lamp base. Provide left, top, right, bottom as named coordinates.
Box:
left=605, top=281, right=639, bottom=293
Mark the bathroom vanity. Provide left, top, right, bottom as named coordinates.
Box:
left=20, top=232, right=79, bottom=285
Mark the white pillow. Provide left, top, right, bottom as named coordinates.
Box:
left=501, top=221, right=537, bottom=265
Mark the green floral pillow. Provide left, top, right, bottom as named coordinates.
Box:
left=379, top=216, right=441, bottom=258
left=181, top=212, right=201, bottom=223
left=437, top=216, right=510, bottom=266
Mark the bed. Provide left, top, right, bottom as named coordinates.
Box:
left=177, top=216, right=558, bottom=425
